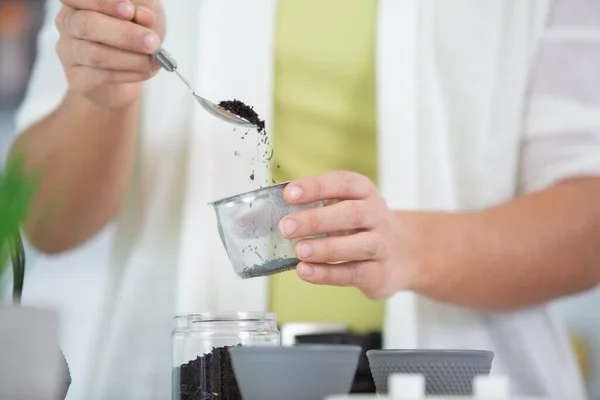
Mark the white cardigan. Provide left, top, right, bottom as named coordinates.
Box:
left=15, top=0, right=600, bottom=398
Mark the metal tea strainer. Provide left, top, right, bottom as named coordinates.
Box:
left=209, top=182, right=325, bottom=279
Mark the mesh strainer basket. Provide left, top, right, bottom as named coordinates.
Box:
left=209, top=182, right=325, bottom=279
left=366, top=349, right=494, bottom=396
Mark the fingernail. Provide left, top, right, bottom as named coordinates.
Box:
left=280, top=219, right=298, bottom=237
left=116, top=1, right=135, bottom=19
left=296, top=242, right=313, bottom=259
left=298, top=263, right=315, bottom=277
left=287, top=186, right=303, bottom=201
left=143, top=34, right=160, bottom=52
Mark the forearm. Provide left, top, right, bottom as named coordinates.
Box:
left=403, top=177, right=600, bottom=311
left=8, top=90, right=140, bottom=253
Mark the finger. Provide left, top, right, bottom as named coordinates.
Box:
left=55, top=6, right=73, bottom=36
left=63, top=9, right=161, bottom=54
left=133, top=5, right=156, bottom=27
left=60, top=0, right=136, bottom=20
left=70, top=66, right=158, bottom=88
left=322, top=199, right=358, bottom=236
left=70, top=38, right=159, bottom=72
left=296, top=260, right=374, bottom=288
left=279, top=200, right=376, bottom=238
left=294, top=232, right=385, bottom=263
left=283, top=171, right=375, bottom=204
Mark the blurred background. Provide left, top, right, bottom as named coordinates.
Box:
left=0, top=0, right=45, bottom=159
left=2, top=1, right=600, bottom=399
left=0, top=3, right=109, bottom=398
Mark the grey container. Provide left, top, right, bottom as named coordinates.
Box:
left=228, top=344, right=361, bottom=400
left=57, top=350, right=72, bottom=400
left=8, top=232, right=71, bottom=399
left=366, top=349, right=494, bottom=396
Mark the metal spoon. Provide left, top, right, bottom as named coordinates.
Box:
left=152, top=48, right=259, bottom=129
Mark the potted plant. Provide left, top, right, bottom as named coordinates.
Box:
left=0, top=154, right=71, bottom=399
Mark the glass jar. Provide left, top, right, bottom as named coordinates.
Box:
left=172, top=311, right=280, bottom=400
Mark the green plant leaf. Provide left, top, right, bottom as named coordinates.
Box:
left=0, top=153, right=40, bottom=282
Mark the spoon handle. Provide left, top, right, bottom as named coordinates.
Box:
left=152, top=47, right=178, bottom=72
left=150, top=46, right=194, bottom=92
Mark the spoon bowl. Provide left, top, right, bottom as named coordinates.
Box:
left=193, top=94, right=258, bottom=129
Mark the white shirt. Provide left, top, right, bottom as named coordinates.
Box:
left=14, top=0, right=600, bottom=399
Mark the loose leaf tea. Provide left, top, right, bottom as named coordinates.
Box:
left=218, top=100, right=265, bottom=133
left=216, top=99, right=301, bottom=279
left=221, top=98, right=277, bottom=186
left=174, top=345, right=242, bottom=400
left=240, top=257, right=300, bottom=279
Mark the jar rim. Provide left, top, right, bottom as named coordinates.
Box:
left=173, top=311, right=276, bottom=322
